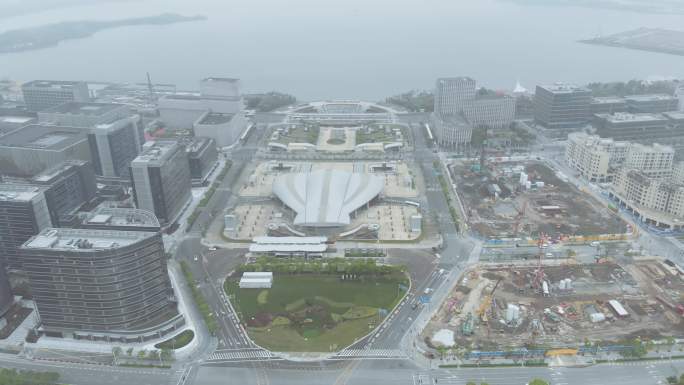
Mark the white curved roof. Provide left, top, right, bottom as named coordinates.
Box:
left=273, top=170, right=383, bottom=227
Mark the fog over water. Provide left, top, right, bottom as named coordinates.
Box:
left=2, top=0, right=684, bottom=100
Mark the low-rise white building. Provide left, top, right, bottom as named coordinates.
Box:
left=239, top=272, right=273, bottom=289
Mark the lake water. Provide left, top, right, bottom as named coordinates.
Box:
left=1, top=0, right=684, bottom=100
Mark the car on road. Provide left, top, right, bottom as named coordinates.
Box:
left=193, top=255, right=199, bottom=261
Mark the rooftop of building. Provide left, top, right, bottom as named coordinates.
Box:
left=625, top=169, right=653, bottom=184
left=131, top=140, right=178, bottom=166
left=0, top=124, right=86, bottom=150
left=629, top=142, right=675, bottom=153
left=83, top=207, right=160, bottom=228
left=592, top=96, right=627, bottom=104
left=22, top=228, right=154, bottom=251
left=595, top=112, right=667, bottom=123
left=538, top=83, right=589, bottom=93
left=0, top=184, right=45, bottom=202
left=161, top=94, right=202, bottom=101
left=663, top=111, right=684, bottom=121
left=179, top=136, right=213, bottom=154
left=22, top=80, right=86, bottom=89
left=197, top=112, right=235, bottom=125
left=568, top=132, right=628, bottom=147
left=624, top=94, right=677, bottom=102
left=41, top=102, right=123, bottom=116
left=436, top=77, right=475, bottom=83
left=31, top=160, right=89, bottom=183
left=202, top=77, right=240, bottom=83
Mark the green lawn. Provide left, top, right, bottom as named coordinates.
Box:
left=224, top=274, right=407, bottom=352
left=275, top=126, right=320, bottom=145
left=355, top=124, right=407, bottom=144
left=154, top=330, right=194, bottom=350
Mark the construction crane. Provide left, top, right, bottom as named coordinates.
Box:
left=533, top=233, right=549, bottom=290
left=146, top=72, right=156, bottom=103
left=479, top=125, right=489, bottom=172
left=512, top=200, right=527, bottom=236
left=477, top=278, right=502, bottom=323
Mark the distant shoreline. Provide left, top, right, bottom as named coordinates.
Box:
left=0, top=13, right=207, bottom=54
left=579, top=28, right=684, bottom=57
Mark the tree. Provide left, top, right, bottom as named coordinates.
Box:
left=160, top=348, right=173, bottom=362
left=147, top=350, right=160, bottom=360
left=112, top=346, right=122, bottom=364
left=137, top=349, right=147, bottom=359
left=528, top=380, right=549, bottom=385
left=126, top=347, right=134, bottom=357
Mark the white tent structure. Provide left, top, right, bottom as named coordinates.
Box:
left=272, top=169, right=383, bottom=227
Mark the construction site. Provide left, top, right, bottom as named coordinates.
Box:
left=425, top=255, right=684, bottom=351
left=449, top=159, right=626, bottom=240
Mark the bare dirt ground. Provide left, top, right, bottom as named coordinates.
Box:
left=424, top=259, right=684, bottom=350
left=451, top=160, right=626, bottom=239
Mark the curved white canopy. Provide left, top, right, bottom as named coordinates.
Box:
left=273, top=170, right=383, bottom=227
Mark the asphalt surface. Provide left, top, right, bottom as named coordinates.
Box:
left=194, top=356, right=684, bottom=385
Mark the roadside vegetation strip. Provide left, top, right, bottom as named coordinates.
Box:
left=187, top=160, right=233, bottom=228
left=440, top=361, right=548, bottom=368
left=0, top=368, right=61, bottom=384
left=435, top=163, right=461, bottom=231
left=154, top=329, right=195, bottom=350
left=180, top=261, right=218, bottom=334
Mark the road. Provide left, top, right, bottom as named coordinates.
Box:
left=194, top=356, right=684, bottom=385
left=0, top=352, right=175, bottom=385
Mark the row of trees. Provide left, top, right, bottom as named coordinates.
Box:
left=237, top=257, right=405, bottom=276
left=587, top=79, right=678, bottom=97
left=111, top=346, right=173, bottom=365
left=245, top=92, right=296, bottom=112
left=385, top=90, right=434, bottom=112
left=180, top=261, right=218, bottom=334
left=434, top=161, right=460, bottom=231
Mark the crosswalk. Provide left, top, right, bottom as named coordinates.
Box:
left=331, top=348, right=408, bottom=360
left=207, top=348, right=280, bottom=362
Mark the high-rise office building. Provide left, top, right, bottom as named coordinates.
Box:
left=0, top=185, right=53, bottom=271
left=158, top=77, right=245, bottom=130
left=130, top=141, right=191, bottom=225
left=534, top=83, right=592, bottom=129
left=193, top=111, right=248, bottom=147
left=0, top=124, right=91, bottom=177
left=593, top=112, right=674, bottom=143
left=0, top=267, right=13, bottom=317
left=30, top=160, right=97, bottom=226
left=432, top=77, right=515, bottom=149
left=38, top=102, right=143, bottom=179
left=20, top=228, right=182, bottom=340
left=21, top=80, right=89, bottom=112
left=624, top=94, right=679, bottom=114
left=199, top=77, right=243, bottom=114
left=180, top=137, right=219, bottom=186
left=434, top=77, right=476, bottom=116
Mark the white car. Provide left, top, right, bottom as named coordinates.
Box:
left=193, top=255, right=199, bottom=261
